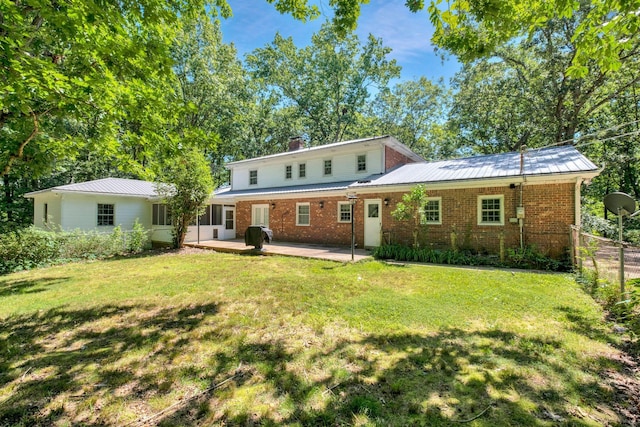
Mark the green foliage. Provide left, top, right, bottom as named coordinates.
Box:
left=504, top=246, right=565, bottom=271
left=0, top=0, right=219, bottom=177
left=391, top=184, right=429, bottom=248
left=368, top=77, right=454, bottom=160
left=128, top=220, right=150, bottom=253
left=0, top=226, right=149, bottom=275
left=156, top=147, right=214, bottom=249
left=245, top=22, right=400, bottom=146
left=373, top=244, right=568, bottom=271
left=425, top=0, right=639, bottom=76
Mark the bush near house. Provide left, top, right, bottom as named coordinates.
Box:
left=0, top=222, right=148, bottom=275
left=373, top=244, right=568, bottom=271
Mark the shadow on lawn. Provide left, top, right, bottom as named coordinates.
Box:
left=0, top=277, right=68, bottom=298
left=0, top=302, right=626, bottom=426
left=0, top=302, right=222, bottom=426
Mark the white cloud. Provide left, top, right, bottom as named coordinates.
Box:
left=355, top=1, right=435, bottom=61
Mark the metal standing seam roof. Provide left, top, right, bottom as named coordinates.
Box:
left=351, top=146, right=599, bottom=188
left=24, top=178, right=159, bottom=198
left=214, top=181, right=356, bottom=198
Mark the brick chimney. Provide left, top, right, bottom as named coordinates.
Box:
left=288, top=136, right=305, bottom=152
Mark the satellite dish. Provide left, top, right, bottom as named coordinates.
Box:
left=604, top=192, right=637, bottom=216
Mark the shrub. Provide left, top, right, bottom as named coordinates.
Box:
left=0, top=224, right=151, bottom=275
left=373, top=244, right=567, bottom=271
left=0, top=227, right=62, bottom=274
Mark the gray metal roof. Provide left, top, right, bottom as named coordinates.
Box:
left=215, top=181, right=355, bottom=199
left=25, top=178, right=159, bottom=198
left=351, top=146, right=599, bottom=188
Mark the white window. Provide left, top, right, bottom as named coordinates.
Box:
left=357, top=154, right=367, bottom=172
left=285, top=165, right=292, bottom=180
left=97, top=203, right=114, bottom=226
left=249, top=170, right=258, bottom=185
left=296, top=203, right=310, bottom=226
left=478, top=195, right=504, bottom=225
left=338, top=202, right=352, bottom=223
left=323, top=159, right=332, bottom=176
left=421, top=197, right=442, bottom=225
left=152, top=204, right=172, bottom=226
left=299, top=163, right=306, bottom=178
left=251, top=204, right=269, bottom=227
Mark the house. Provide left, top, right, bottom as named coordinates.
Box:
left=216, top=136, right=600, bottom=257
left=24, top=178, right=236, bottom=244
left=26, top=135, right=601, bottom=258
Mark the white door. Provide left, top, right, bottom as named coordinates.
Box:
left=364, top=199, right=382, bottom=247
left=251, top=204, right=270, bottom=227
left=223, top=206, right=236, bottom=239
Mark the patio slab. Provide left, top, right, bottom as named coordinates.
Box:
left=185, top=239, right=372, bottom=262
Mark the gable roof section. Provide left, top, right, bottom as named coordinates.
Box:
left=351, top=146, right=599, bottom=188
left=225, top=135, right=424, bottom=168
left=25, top=178, right=158, bottom=198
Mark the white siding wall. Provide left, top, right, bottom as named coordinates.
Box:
left=59, top=194, right=152, bottom=231
left=231, top=146, right=383, bottom=191
left=32, top=193, right=62, bottom=228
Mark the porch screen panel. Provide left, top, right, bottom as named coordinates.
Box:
left=212, top=205, right=223, bottom=225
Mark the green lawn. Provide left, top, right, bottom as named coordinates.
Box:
left=0, top=250, right=629, bottom=426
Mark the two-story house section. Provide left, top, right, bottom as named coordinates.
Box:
left=215, top=136, right=424, bottom=246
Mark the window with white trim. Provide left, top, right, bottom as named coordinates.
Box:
left=421, top=197, right=442, bottom=225
left=152, top=204, right=172, bottom=226
left=357, top=154, right=367, bottom=172
left=296, top=203, right=310, bottom=226
left=249, top=169, right=258, bottom=185
left=478, top=195, right=504, bottom=225
left=338, top=202, right=352, bottom=223
left=299, top=163, right=306, bottom=178
left=97, top=203, right=114, bottom=226
left=323, top=159, right=332, bottom=176
left=285, top=165, right=292, bottom=180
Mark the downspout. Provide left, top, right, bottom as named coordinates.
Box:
left=519, top=146, right=526, bottom=250
left=575, top=178, right=583, bottom=228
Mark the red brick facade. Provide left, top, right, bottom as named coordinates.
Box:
left=385, top=146, right=417, bottom=171
left=235, top=182, right=576, bottom=258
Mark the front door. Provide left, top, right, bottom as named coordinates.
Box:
left=364, top=199, right=381, bottom=247
left=251, top=204, right=270, bottom=227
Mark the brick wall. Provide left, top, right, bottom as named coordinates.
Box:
left=236, top=182, right=576, bottom=258
left=236, top=197, right=365, bottom=246
left=385, top=146, right=416, bottom=172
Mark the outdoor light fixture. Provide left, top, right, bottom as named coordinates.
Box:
left=384, top=198, right=389, bottom=206
left=271, top=202, right=276, bottom=209
left=319, top=201, right=324, bottom=209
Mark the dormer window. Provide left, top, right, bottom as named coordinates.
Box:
left=357, top=154, right=367, bottom=172
left=249, top=170, right=258, bottom=185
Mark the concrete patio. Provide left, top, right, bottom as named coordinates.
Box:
left=185, top=239, right=372, bottom=262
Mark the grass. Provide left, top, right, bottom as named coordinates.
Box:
left=0, top=250, right=630, bottom=426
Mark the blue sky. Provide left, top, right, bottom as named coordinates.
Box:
left=218, top=0, right=461, bottom=84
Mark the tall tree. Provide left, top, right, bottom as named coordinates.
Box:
left=368, top=77, right=454, bottom=160
left=448, top=5, right=640, bottom=153
left=246, top=23, right=400, bottom=145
